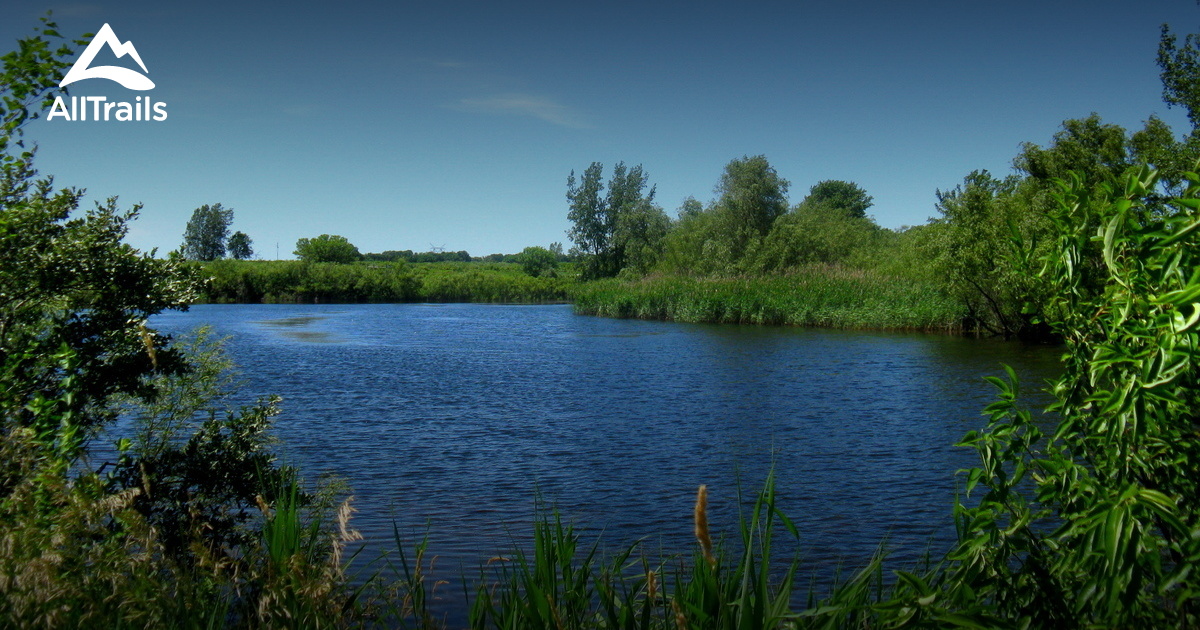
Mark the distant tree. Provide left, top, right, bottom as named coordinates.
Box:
left=548, top=242, right=566, bottom=261
left=181, top=203, right=233, bottom=261
left=227, top=231, right=253, bottom=260
left=712, top=155, right=790, bottom=262
left=566, top=161, right=661, bottom=279
left=614, top=196, right=670, bottom=275
left=294, top=234, right=361, bottom=263
left=606, top=162, right=661, bottom=276
left=678, top=196, right=704, bottom=219
left=517, top=246, right=558, bottom=277
left=567, top=162, right=609, bottom=278
left=800, top=180, right=874, bottom=219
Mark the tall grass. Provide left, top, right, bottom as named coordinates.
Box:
left=573, top=266, right=964, bottom=331
left=0, top=447, right=368, bottom=629
left=197, top=260, right=573, bottom=304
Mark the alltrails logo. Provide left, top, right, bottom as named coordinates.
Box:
left=48, top=23, right=168, bottom=122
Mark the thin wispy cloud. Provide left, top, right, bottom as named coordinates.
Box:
left=454, top=93, right=589, bottom=129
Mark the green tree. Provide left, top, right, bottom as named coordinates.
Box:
left=516, top=245, right=558, bottom=277
left=800, top=179, right=874, bottom=219
left=228, top=230, right=253, bottom=260
left=607, top=162, right=665, bottom=276
left=1, top=18, right=201, bottom=462
left=613, top=196, right=670, bottom=275
left=1158, top=22, right=1200, bottom=131
left=930, top=170, right=1052, bottom=338
left=678, top=196, right=704, bottom=219
left=751, top=204, right=882, bottom=272
left=0, top=18, right=358, bottom=627
left=1014, top=114, right=1132, bottom=186
left=0, top=16, right=88, bottom=168
left=712, top=155, right=790, bottom=263
left=294, top=233, right=362, bottom=263
left=181, top=202, right=233, bottom=261
left=566, top=162, right=607, bottom=278
left=566, top=161, right=661, bottom=278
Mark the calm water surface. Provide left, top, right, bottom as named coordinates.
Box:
left=148, top=304, right=1060, bottom=608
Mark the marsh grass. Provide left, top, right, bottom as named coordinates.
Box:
left=572, top=266, right=963, bottom=331
left=197, top=260, right=574, bottom=304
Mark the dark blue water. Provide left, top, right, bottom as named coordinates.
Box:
left=146, top=303, right=1060, bottom=611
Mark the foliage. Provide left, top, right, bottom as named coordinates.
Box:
left=196, top=259, right=573, bottom=303
left=1016, top=114, right=1133, bottom=186
left=516, top=245, right=558, bottom=277
left=365, top=249, right=473, bottom=263
left=181, top=202, right=234, bottom=261
left=748, top=203, right=886, bottom=273
left=957, top=166, right=1200, bottom=625
left=792, top=167, right=1200, bottom=628
left=566, top=162, right=608, bottom=277
left=928, top=170, right=1052, bottom=338
left=800, top=179, right=874, bottom=219
left=0, top=16, right=88, bottom=166
left=704, top=155, right=790, bottom=266
left=567, top=161, right=666, bottom=279
left=573, top=267, right=961, bottom=330
left=1158, top=23, right=1200, bottom=131
left=228, top=230, right=254, bottom=260
left=1, top=21, right=368, bottom=628
left=462, top=478, right=800, bottom=630
left=294, top=233, right=362, bottom=263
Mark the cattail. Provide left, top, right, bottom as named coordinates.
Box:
left=694, top=485, right=714, bottom=567
left=138, top=320, right=157, bottom=369
left=646, top=569, right=658, bottom=602
left=672, top=599, right=688, bottom=630
left=255, top=494, right=271, bottom=519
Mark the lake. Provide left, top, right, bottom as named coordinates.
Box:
left=146, top=303, right=1061, bottom=612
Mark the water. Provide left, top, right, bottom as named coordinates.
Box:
left=144, top=303, right=1060, bottom=612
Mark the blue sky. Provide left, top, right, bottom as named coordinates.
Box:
left=4, top=0, right=1199, bottom=258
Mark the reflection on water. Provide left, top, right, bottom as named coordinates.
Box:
left=254, top=315, right=341, bottom=343
left=149, top=303, right=1062, bottom=620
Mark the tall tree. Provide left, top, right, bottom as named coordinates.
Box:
left=566, top=161, right=661, bottom=278
left=181, top=203, right=233, bottom=261
left=1014, top=114, right=1132, bottom=186
left=566, top=162, right=607, bottom=278
left=606, top=162, right=661, bottom=276
left=227, top=230, right=253, bottom=260
left=1158, top=23, right=1200, bottom=131
left=800, top=180, right=874, bottom=219
left=713, top=155, right=790, bottom=263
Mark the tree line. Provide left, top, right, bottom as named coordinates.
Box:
left=564, top=24, right=1200, bottom=339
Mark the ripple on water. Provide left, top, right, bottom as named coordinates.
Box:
left=149, top=303, right=1062, bottom=620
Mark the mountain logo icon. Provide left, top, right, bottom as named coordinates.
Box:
left=59, top=23, right=155, bottom=90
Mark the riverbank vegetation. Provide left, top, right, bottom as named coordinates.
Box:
left=5, top=13, right=1200, bottom=630
left=196, top=259, right=574, bottom=303
left=573, top=268, right=960, bottom=330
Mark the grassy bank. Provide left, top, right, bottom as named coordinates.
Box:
left=573, top=266, right=964, bottom=331
left=197, top=259, right=573, bottom=304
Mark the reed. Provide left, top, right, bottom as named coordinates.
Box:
left=572, top=266, right=964, bottom=331
left=195, top=260, right=574, bottom=304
